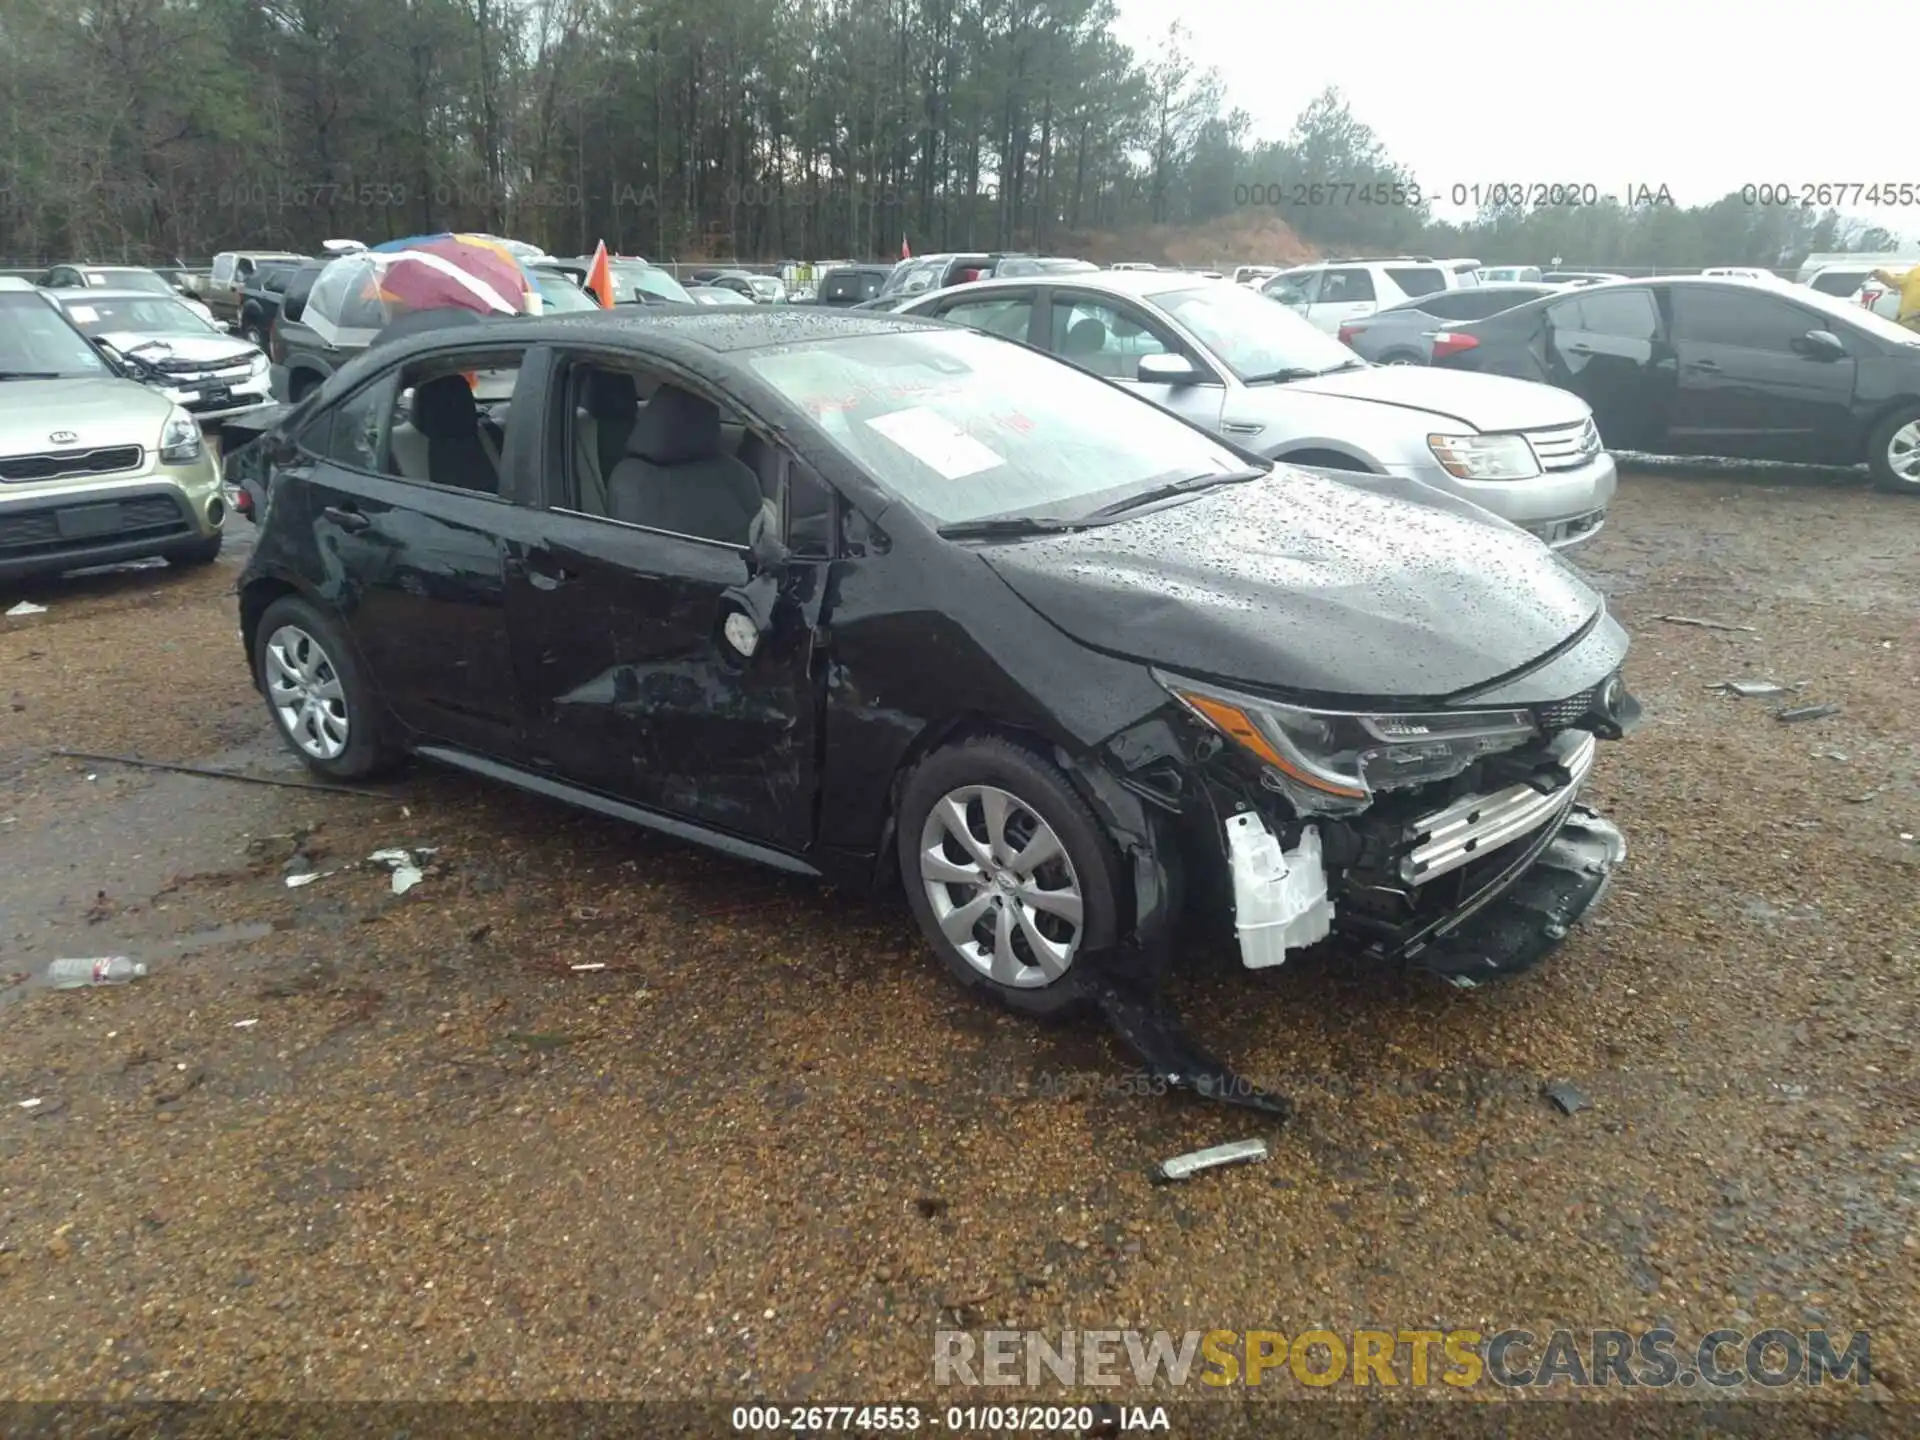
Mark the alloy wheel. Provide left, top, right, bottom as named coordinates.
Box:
left=1888, top=421, right=1920, bottom=485
left=918, top=784, right=1084, bottom=988
left=264, top=624, right=349, bottom=760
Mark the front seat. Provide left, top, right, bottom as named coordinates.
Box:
left=573, top=370, right=639, bottom=514
left=391, top=376, right=499, bottom=493
left=1062, top=316, right=1115, bottom=375
left=606, top=384, right=762, bottom=543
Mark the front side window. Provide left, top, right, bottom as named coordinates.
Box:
left=559, top=359, right=766, bottom=545
left=1047, top=295, right=1171, bottom=380
left=1263, top=270, right=1319, bottom=306
left=1670, top=288, right=1814, bottom=352
left=746, top=328, right=1252, bottom=527
left=1154, top=283, right=1359, bottom=381
left=1317, top=268, right=1377, bottom=304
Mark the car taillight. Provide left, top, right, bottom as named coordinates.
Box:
left=1431, top=332, right=1479, bottom=359
left=1337, top=323, right=1359, bottom=344
left=268, top=318, right=284, bottom=364
left=1861, top=288, right=1883, bottom=308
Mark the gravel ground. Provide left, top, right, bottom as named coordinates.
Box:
left=0, top=469, right=1915, bottom=1426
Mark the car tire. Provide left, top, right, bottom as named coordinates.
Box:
left=252, top=595, right=398, bottom=780
left=288, top=371, right=321, bottom=402
left=897, top=735, right=1122, bottom=1018
left=1866, top=406, right=1920, bottom=494
left=242, top=319, right=269, bottom=348
left=165, top=533, right=223, bottom=567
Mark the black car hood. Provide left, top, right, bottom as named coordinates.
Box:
left=977, top=470, right=1603, bottom=702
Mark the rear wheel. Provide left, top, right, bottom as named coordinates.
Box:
left=897, top=737, right=1122, bottom=1018
left=253, top=595, right=398, bottom=780
left=1867, top=406, right=1920, bottom=493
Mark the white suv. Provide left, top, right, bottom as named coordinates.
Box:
left=1259, top=257, right=1476, bottom=334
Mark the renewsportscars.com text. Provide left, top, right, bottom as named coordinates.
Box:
left=934, top=1327, right=1871, bottom=1389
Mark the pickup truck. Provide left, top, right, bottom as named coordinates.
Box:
left=203, top=249, right=308, bottom=322
left=235, top=259, right=320, bottom=347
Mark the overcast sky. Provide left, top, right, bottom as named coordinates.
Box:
left=1111, top=0, right=1916, bottom=245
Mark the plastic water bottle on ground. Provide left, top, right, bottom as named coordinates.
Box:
left=47, top=957, right=148, bottom=988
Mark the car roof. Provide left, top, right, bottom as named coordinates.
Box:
left=910, top=268, right=1223, bottom=303
left=358, top=306, right=946, bottom=363
left=0, top=275, right=37, bottom=291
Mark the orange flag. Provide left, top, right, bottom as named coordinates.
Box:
left=585, top=241, right=615, bottom=308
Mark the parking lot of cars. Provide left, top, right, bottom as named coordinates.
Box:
left=2, top=232, right=1917, bottom=1411
left=1, top=458, right=1915, bottom=1403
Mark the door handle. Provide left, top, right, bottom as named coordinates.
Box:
left=1567, top=343, right=1594, bottom=355
left=515, top=553, right=577, bottom=590
left=1685, top=359, right=1720, bottom=371
left=321, top=505, right=370, bottom=532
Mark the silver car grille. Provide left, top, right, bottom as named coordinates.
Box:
left=1400, top=729, right=1597, bottom=884
left=1525, top=417, right=1602, bottom=471
left=0, top=445, right=144, bottom=484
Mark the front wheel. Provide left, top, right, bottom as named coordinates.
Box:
left=897, top=736, right=1123, bottom=1018
left=1867, top=406, right=1920, bottom=493
left=252, top=595, right=398, bottom=779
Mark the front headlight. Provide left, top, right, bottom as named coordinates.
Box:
left=248, top=351, right=269, bottom=376
left=1427, top=432, right=1541, bottom=481
left=1155, top=670, right=1539, bottom=815
left=159, top=407, right=204, bottom=464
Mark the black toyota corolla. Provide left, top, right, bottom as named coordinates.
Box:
left=231, top=308, right=1638, bottom=1099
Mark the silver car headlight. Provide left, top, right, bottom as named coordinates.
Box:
left=159, top=407, right=204, bottom=463
left=248, top=351, right=269, bottom=376
left=1155, top=670, right=1539, bottom=815
left=1428, top=432, right=1541, bottom=481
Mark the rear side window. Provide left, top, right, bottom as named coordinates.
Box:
left=211, top=254, right=236, bottom=283
left=298, top=377, right=394, bottom=470
left=1386, top=266, right=1447, bottom=298
left=1318, top=268, right=1376, bottom=303
left=1568, top=289, right=1659, bottom=340
left=281, top=270, right=319, bottom=322
left=1413, top=291, right=1490, bottom=320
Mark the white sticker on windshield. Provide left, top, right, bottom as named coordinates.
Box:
left=864, top=407, right=1003, bottom=479
left=66, top=305, right=98, bottom=323
left=86, top=273, right=108, bottom=285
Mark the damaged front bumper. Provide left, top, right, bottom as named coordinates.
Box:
left=1221, top=726, right=1625, bottom=982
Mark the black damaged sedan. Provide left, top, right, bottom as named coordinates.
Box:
left=231, top=307, right=1637, bottom=1104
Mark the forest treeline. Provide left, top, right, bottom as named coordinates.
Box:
left=0, top=0, right=1899, bottom=267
